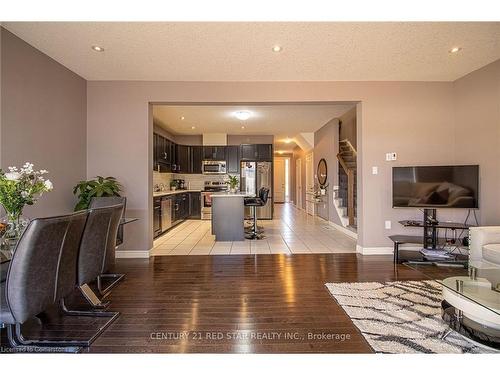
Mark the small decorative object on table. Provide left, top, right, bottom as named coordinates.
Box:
left=73, top=176, right=122, bottom=210
left=0, top=162, right=53, bottom=250
left=227, top=175, right=239, bottom=193
left=169, top=180, right=178, bottom=191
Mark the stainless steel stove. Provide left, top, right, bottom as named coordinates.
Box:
left=201, top=181, right=228, bottom=220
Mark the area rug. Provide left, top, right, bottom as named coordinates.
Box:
left=325, top=280, right=497, bottom=354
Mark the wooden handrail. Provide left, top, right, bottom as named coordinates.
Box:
left=339, top=139, right=357, bottom=156
left=337, top=147, right=356, bottom=227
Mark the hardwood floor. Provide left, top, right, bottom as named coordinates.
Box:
left=98, top=254, right=471, bottom=353
left=0, top=253, right=466, bottom=353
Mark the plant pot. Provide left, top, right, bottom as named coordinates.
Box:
left=230, top=188, right=237, bottom=193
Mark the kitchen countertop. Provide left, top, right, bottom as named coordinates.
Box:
left=153, top=190, right=201, bottom=197
left=211, top=191, right=251, bottom=198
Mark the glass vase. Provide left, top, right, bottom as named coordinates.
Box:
left=0, top=212, right=29, bottom=254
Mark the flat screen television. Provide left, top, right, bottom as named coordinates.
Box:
left=392, top=165, right=479, bottom=208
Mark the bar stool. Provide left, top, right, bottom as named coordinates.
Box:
left=244, top=187, right=270, bottom=240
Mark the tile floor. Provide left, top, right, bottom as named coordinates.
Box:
left=151, top=203, right=357, bottom=256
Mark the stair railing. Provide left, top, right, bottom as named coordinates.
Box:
left=337, top=139, right=356, bottom=226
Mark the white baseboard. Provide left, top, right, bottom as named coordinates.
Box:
left=328, top=221, right=358, bottom=240
left=116, top=250, right=151, bottom=258
left=356, top=245, right=393, bottom=255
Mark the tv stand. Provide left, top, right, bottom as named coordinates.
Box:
left=392, top=209, right=473, bottom=264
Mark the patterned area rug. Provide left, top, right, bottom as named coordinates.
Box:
left=325, top=280, right=497, bottom=354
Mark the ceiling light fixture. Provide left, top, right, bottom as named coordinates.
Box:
left=180, top=116, right=185, bottom=120
left=241, top=126, right=245, bottom=129
left=283, top=138, right=292, bottom=144
left=449, top=46, right=462, bottom=54
left=272, top=45, right=282, bottom=53
left=191, top=126, right=196, bottom=130
left=234, top=110, right=251, bottom=121
left=91, top=45, right=105, bottom=52
left=277, top=151, right=284, bottom=155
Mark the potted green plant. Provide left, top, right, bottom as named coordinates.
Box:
left=0, top=162, right=53, bottom=244
left=73, top=176, right=122, bottom=211
left=227, top=175, right=239, bottom=193
left=169, top=180, right=178, bottom=191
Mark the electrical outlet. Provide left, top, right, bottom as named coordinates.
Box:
left=372, top=166, right=378, bottom=175
left=391, top=152, right=397, bottom=161
left=385, top=220, right=392, bottom=229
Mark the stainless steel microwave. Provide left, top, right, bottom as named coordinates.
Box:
left=202, top=160, right=227, bottom=174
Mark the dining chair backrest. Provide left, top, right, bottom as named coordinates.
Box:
left=77, top=204, right=124, bottom=286
left=6, top=211, right=88, bottom=324
left=90, top=196, right=126, bottom=219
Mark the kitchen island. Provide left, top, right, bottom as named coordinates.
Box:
left=211, top=192, right=248, bottom=241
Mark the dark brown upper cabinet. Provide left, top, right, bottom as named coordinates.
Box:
left=190, top=146, right=203, bottom=174
left=240, top=144, right=273, bottom=161
left=225, top=145, right=240, bottom=174
left=175, top=145, right=191, bottom=174
left=203, top=146, right=226, bottom=161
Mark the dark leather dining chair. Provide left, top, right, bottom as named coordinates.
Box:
left=244, top=187, right=270, bottom=240
left=89, top=197, right=127, bottom=295
left=77, top=204, right=124, bottom=308
left=0, top=211, right=93, bottom=350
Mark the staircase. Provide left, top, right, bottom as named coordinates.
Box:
left=334, top=139, right=357, bottom=230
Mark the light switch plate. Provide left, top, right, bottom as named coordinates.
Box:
left=372, top=166, right=378, bottom=175
left=386, top=152, right=397, bottom=161
left=385, top=220, right=392, bottom=229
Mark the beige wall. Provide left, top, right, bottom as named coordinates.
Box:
left=1, top=28, right=87, bottom=217
left=86, top=63, right=500, bottom=252
left=453, top=59, right=500, bottom=225
left=339, top=107, right=357, bottom=149
left=314, top=118, right=341, bottom=223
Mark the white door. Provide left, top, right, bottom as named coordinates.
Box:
left=305, top=153, right=315, bottom=215
left=274, top=158, right=286, bottom=203
left=296, top=159, right=302, bottom=209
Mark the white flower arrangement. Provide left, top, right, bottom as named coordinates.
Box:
left=0, top=162, right=54, bottom=223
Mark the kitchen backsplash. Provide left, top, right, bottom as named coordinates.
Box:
left=153, top=172, right=238, bottom=191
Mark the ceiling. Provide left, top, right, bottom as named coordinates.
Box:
left=153, top=104, right=355, bottom=152
left=3, top=22, right=499, bottom=81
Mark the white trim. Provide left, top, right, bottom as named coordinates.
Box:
left=116, top=250, right=151, bottom=258
left=356, top=245, right=393, bottom=255
left=328, top=221, right=358, bottom=240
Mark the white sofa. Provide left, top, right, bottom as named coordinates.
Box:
left=469, top=226, right=500, bottom=267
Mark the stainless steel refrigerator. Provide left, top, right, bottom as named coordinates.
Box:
left=240, top=161, right=273, bottom=219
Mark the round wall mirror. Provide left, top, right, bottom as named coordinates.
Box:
left=317, top=159, right=328, bottom=186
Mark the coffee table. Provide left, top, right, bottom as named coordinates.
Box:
left=408, top=261, right=500, bottom=349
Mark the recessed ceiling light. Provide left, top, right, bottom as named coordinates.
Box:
left=234, top=110, right=251, bottom=121
left=91, top=45, right=105, bottom=52
left=180, top=116, right=185, bottom=120
left=241, top=126, right=245, bottom=129
left=277, top=151, right=284, bottom=155
left=191, top=126, right=196, bottom=130
left=449, top=46, right=462, bottom=54
left=272, top=45, right=282, bottom=53
left=283, top=138, right=292, bottom=144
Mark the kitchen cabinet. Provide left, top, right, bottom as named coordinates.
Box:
left=175, top=145, right=190, bottom=174
left=189, top=192, right=201, bottom=219
left=240, top=144, right=273, bottom=161
left=257, top=144, right=273, bottom=161
left=174, top=193, right=189, bottom=222
left=154, top=133, right=176, bottom=172
left=203, top=146, right=226, bottom=161
left=225, top=145, right=240, bottom=174
left=190, top=146, right=203, bottom=174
